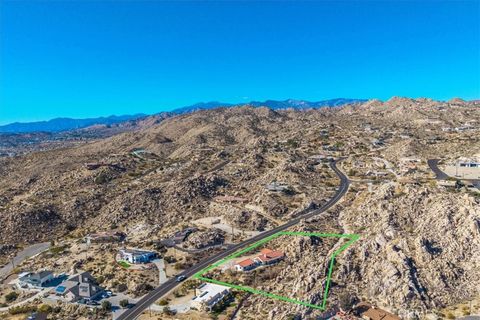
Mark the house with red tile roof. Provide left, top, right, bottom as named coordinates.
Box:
left=255, top=249, right=285, bottom=265
left=234, top=258, right=257, bottom=271
left=260, top=248, right=273, bottom=255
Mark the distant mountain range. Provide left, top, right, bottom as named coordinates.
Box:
left=0, top=98, right=366, bottom=133
left=0, top=114, right=148, bottom=134
left=173, top=98, right=367, bottom=114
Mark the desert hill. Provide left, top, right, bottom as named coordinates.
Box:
left=0, top=98, right=479, bottom=318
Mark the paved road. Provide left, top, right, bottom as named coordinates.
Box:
left=427, top=159, right=450, bottom=180
left=0, top=288, right=49, bottom=312
left=174, top=243, right=233, bottom=254
left=117, top=159, right=350, bottom=320
left=0, top=242, right=51, bottom=280
left=152, top=259, right=168, bottom=285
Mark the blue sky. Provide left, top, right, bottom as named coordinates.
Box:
left=0, top=1, right=479, bottom=124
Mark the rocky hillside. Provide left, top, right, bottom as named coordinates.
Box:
left=0, top=106, right=335, bottom=244
left=0, top=98, right=479, bottom=317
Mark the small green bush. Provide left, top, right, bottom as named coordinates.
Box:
left=5, top=291, right=18, bottom=303
left=158, top=299, right=168, bottom=306
left=8, top=305, right=36, bottom=315
left=101, top=300, right=112, bottom=311
left=38, top=304, right=52, bottom=313
left=119, top=299, right=129, bottom=308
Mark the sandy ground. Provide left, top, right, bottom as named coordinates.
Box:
left=193, top=216, right=261, bottom=237
left=443, top=165, right=480, bottom=179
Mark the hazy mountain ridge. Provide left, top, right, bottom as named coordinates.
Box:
left=0, top=114, right=148, bottom=133
left=0, top=98, right=365, bottom=133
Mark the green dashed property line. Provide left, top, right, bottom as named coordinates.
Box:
left=193, top=231, right=360, bottom=310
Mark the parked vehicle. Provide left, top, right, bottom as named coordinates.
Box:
left=176, top=275, right=186, bottom=282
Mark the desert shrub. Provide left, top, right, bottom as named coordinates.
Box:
left=286, top=139, right=299, bottom=148
left=119, top=299, right=129, bottom=308
left=164, top=255, right=176, bottom=263
left=158, top=299, right=168, bottom=306
left=38, top=304, right=52, bottom=313
left=174, top=262, right=185, bottom=270
left=173, top=290, right=184, bottom=298
left=94, top=172, right=110, bottom=184
left=163, top=306, right=175, bottom=316
left=117, top=283, right=128, bottom=292
left=49, top=245, right=67, bottom=256
left=101, top=300, right=112, bottom=311
left=8, top=305, right=36, bottom=315
left=134, top=283, right=153, bottom=296
left=5, top=291, right=18, bottom=302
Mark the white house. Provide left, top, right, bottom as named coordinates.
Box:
left=119, top=248, right=156, bottom=264
left=191, top=283, right=231, bottom=311
left=458, top=161, right=480, bottom=168
left=234, top=258, right=257, bottom=272
left=19, top=271, right=54, bottom=288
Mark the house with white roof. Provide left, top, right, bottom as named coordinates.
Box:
left=119, top=248, right=156, bottom=264
left=191, top=283, right=231, bottom=311
left=19, top=271, right=54, bottom=288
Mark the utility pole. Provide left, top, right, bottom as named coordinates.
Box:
left=85, top=237, right=90, bottom=260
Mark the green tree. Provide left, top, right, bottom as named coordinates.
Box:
left=119, top=299, right=129, bottom=308
left=101, top=300, right=112, bottom=311
left=338, top=293, right=357, bottom=312
left=158, top=299, right=169, bottom=306
left=5, top=291, right=18, bottom=303
left=38, top=304, right=52, bottom=313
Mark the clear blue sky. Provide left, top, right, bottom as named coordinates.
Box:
left=1, top=1, right=479, bottom=124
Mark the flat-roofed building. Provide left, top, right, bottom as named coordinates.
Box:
left=119, top=248, right=156, bottom=264
left=354, top=303, right=401, bottom=320
left=19, top=271, right=54, bottom=288
left=191, top=283, right=231, bottom=311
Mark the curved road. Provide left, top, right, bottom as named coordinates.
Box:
left=0, top=242, right=51, bottom=281
left=117, top=159, right=350, bottom=320
left=427, top=159, right=449, bottom=180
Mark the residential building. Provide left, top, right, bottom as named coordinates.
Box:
left=172, top=227, right=198, bottom=244
left=308, top=154, right=334, bottom=164
left=265, top=182, right=290, bottom=192
left=458, top=161, right=480, bottom=168
left=191, top=283, right=231, bottom=311
left=86, top=231, right=126, bottom=244
left=372, top=140, right=384, bottom=147
left=254, top=249, right=285, bottom=265
left=55, top=271, right=104, bottom=302
left=234, top=258, right=257, bottom=271
left=354, top=303, right=401, bottom=320
left=19, top=271, right=54, bottom=288
left=119, top=248, right=156, bottom=264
